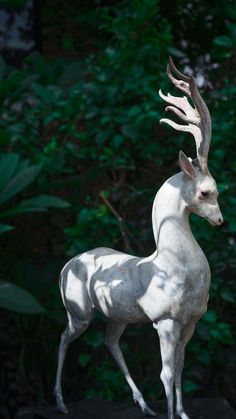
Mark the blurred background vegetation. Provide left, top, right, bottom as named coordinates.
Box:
left=0, top=0, right=236, bottom=417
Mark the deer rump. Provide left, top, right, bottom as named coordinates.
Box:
left=60, top=248, right=151, bottom=324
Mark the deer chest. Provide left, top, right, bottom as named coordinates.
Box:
left=140, top=251, right=211, bottom=323
left=170, top=261, right=211, bottom=322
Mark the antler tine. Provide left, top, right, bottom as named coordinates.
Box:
left=159, top=89, right=198, bottom=123
left=168, top=56, right=189, bottom=82
left=159, top=57, right=212, bottom=171
left=188, top=75, right=212, bottom=166
left=167, top=57, right=191, bottom=97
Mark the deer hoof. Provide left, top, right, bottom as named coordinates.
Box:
left=176, top=409, right=190, bottom=419
left=134, top=399, right=156, bottom=416
left=59, top=404, right=68, bottom=414
left=56, top=396, right=68, bottom=414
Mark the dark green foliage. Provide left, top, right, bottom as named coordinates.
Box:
left=0, top=0, right=236, bottom=413
left=0, top=281, right=46, bottom=313
left=0, top=152, right=70, bottom=236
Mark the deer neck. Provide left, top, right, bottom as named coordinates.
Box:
left=152, top=172, right=194, bottom=251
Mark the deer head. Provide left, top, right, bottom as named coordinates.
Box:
left=159, top=57, right=223, bottom=226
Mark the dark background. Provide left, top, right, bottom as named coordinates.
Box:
left=0, top=0, right=236, bottom=418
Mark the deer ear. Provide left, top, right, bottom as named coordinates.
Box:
left=179, top=151, right=196, bottom=179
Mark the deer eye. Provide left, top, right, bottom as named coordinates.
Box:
left=200, top=191, right=209, bottom=199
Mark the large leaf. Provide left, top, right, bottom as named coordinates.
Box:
left=0, top=195, right=70, bottom=218
left=0, top=153, right=20, bottom=189
left=183, top=379, right=200, bottom=394
left=0, top=281, right=46, bottom=313
left=20, top=194, right=71, bottom=208
left=0, top=194, right=70, bottom=218
left=213, top=35, right=233, bottom=48
left=121, top=124, right=139, bottom=142
left=203, top=309, right=217, bottom=323
left=167, top=47, right=186, bottom=58
left=0, top=206, right=47, bottom=218
left=0, top=224, right=14, bottom=234
left=0, top=164, right=41, bottom=205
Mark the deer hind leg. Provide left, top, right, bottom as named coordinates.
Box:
left=105, top=321, right=156, bottom=417
left=54, top=313, right=93, bottom=413
left=54, top=263, right=95, bottom=413
left=155, top=319, right=181, bottom=419
left=175, top=322, right=195, bottom=419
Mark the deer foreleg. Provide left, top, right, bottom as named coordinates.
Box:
left=105, top=321, right=156, bottom=417
left=175, top=322, right=195, bottom=419
left=155, top=319, right=181, bottom=419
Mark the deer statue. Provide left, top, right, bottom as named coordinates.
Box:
left=54, top=58, right=223, bottom=419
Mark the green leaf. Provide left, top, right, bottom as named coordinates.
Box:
left=220, top=288, right=235, bottom=304
left=196, top=351, right=211, bottom=366
left=167, top=47, right=186, bottom=58
left=196, top=322, right=211, bottom=341
left=0, top=281, right=46, bottom=313
left=84, top=330, right=104, bottom=348
left=113, top=135, right=124, bottom=147
left=128, top=105, right=141, bottom=117
left=0, top=224, right=14, bottom=234
left=210, top=329, right=220, bottom=340
left=203, top=309, right=217, bottom=323
left=0, top=164, right=41, bottom=205
left=62, top=36, right=75, bottom=52
left=96, top=130, right=110, bottom=146
left=0, top=195, right=70, bottom=218
left=78, top=353, right=91, bottom=367
left=101, top=116, right=111, bottom=125
left=121, top=124, right=138, bottom=141
left=228, top=219, right=236, bottom=233
left=31, top=83, right=48, bottom=100
left=183, top=379, right=200, bottom=394
left=0, top=206, right=47, bottom=218
left=0, top=153, right=20, bottom=189
left=214, top=35, right=233, bottom=48
left=19, top=195, right=71, bottom=209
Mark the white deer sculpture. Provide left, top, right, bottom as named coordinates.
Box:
left=54, top=58, right=223, bottom=419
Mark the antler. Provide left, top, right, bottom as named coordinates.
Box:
left=159, top=57, right=212, bottom=171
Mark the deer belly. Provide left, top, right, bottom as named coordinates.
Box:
left=89, top=278, right=148, bottom=323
